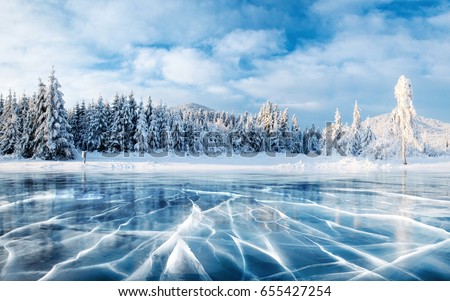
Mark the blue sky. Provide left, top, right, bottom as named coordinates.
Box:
left=1, top=0, right=449, bottom=126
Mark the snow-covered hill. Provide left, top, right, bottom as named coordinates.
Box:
left=363, top=113, right=450, bottom=157
left=170, top=103, right=215, bottom=113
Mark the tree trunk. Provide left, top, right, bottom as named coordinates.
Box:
left=402, top=135, right=407, bottom=165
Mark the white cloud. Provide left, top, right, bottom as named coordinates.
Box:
left=232, top=17, right=450, bottom=122
left=65, top=0, right=240, bottom=52
left=428, top=11, right=450, bottom=33
left=279, top=102, right=323, bottom=111
left=132, top=48, right=167, bottom=78
left=214, top=29, right=285, bottom=58
left=161, top=48, right=221, bottom=86
left=312, top=0, right=392, bottom=15
left=0, top=0, right=450, bottom=125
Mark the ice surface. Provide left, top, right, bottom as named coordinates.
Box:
left=0, top=171, right=449, bottom=280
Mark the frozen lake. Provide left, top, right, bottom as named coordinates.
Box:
left=0, top=171, right=449, bottom=281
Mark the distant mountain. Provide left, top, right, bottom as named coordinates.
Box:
left=170, top=103, right=215, bottom=113
left=363, top=113, right=450, bottom=156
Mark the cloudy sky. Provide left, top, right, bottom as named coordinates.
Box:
left=1, top=0, right=449, bottom=126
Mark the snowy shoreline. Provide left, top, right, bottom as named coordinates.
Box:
left=0, top=152, right=449, bottom=173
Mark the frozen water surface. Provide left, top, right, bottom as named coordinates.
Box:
left=0, top=171, right=449, bottom=281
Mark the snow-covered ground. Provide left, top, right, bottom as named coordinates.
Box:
left=1, top=152, right=449, bottom=173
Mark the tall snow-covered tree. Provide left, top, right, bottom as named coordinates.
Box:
left=332, top=108, right=343, bottom=140
left=230, top=114, right=244, bottom=154
left=134, top=101, right=149, bottom=153
left=257, top=101, right=278, bottom=135
left=0, top=95, right=4, bottom=145
left=330, top=107, right=347, bottom=155
left=265, top=111, right=278, bottom=153
left=303, top=125, right=321, bottom=156
left=19, top=93, right=38, bottom=158
left=361, top=125, right=375, bottom=153
left=94, top=96, right=110, bottom=152
left=278, top=108, right=289, bottom=152
left=149, top=102, right=169, bottom=151
left=85, top=101, right=97, bottom=151
left=17, top=93, right=31, bottom=157
left=349, top=130, right=362, bottom=156
left=290, top=114, right=302, bottom=154
left=170, top=112, right=184, bottom=155
left=347, top=101, right=362, bottom=156
left=145, top=96, right=153, bottom=123
left=243, top=114, right=262, bottom=154
left=79, top=100, right=88, bottom=150
left=34, top=69, right=74, bottom=160
left=393, top=75, right=420, bottom=164
left=123, top=92, right=138, bottom=152
left=31, top=80, right=48, bottom=156
left=351, top=101, right=361, bottom=131
left=109, top=93, right=126, bottom=152
left=0, top=91, right=19, bottom=155
left=0, top=94, right=3, bottom=125
left=17, top=93, right=29, bottom=141
left=69, top=100, right=88, bottom=150
left=103, top=101, right=112, bottom=151
left=69, top=102, right=81, bottom=149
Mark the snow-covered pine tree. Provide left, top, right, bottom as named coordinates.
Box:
left=257, top=101, right=276, bottom=135
left=95, top=96, right=110, bottom=152
left=331, top=108, right=347, bottom=155
left=69, top=102, right=82, bottom=149
left=255, top=102, right=279, bottom=153
left=80, top=100, right=89, bottom=151
left=350, top=130, right=362, bottom=156
left=392, top=75, right=421, bottom=164
left=0, top=90, right=20, bottom=155
left=266, top=109, right=279, bottom=153
left=348, top=101, right=362, bottom=156
left=123, top=92, right=138, bottom=152
left=0, top=94, right=3, bottom=126
left=16, top=93, right=31, bottom=157
left=290, top=114, right=302, bottom=154
left=170, top=112, right=184, bottom=156
left=149, top=102, right=169, bottom=152
left=134, top=101, right=149, bottom=153
left=224, top=112, right=231, bottom=128
left=109, top=93, right=126, bottom=153
left=34, top=69, right=74, bottom=160
left=185, top=123, right=198, bottom=156
left=351, top=101, right=361, bottom=131
left=145, top=96, right=153, bottom=125
left=0, top=95, right=3, bottom=147
left=332, top=108, right=343, bottom=141
left=193, top=118, right=203, bottom=155
left=229, top=111, right=236, bottom=129
left=303, top=124, right=321, bottom=156
left=103, top=101, right=112, bottom=151
left=199, top=109, right=209, bottom=131
left=230, top=114, right=244, bottom=154
left=243, top=114, right=262, bottom=154
left=361, top=124, right=375, bottom=153
left=19, top=93, right=36, bottom=158
left=85, top=101, right=97, bottom=152
left=278, top=108, right=289, bottom=152
left=31, top=79, right=47, bottom=156
left=17, top=93, right=29, bottom=143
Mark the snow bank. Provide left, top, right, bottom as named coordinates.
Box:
left=1, top=152, right=449, bottom=173
left=313, top=157, right=392, bottom=172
